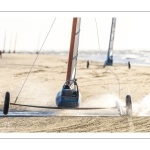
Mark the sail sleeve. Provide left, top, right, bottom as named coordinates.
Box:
left=66, top=18, right=81, bottom=84
left=70, top=18, right=81, bottom=81
left=107, top=17, right=116, bottom=60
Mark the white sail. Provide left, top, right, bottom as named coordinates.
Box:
left=3, top=31, right=7, bottom=53
left=67, top=18, right=81, bottom=82
left=107, top=17, right=116, bottom=60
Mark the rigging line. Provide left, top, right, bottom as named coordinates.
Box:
left=94, top=18, right=120, bottom=99
left=14, top=17, right=56, bottom=104
left=72, top=53, right=78, bottom=60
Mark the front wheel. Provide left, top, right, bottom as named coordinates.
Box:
left=3, top=92, right=10, bottom=115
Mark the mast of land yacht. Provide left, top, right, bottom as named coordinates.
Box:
left=66, top=18, right=78, bottom=84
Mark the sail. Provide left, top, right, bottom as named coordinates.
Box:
left=70, top=18, right=81, bottom=80
left=9, top=33, right=13, bottom=53
left=66, top=18, right=81, bottom=84
left=13, top=33, right=18, bottom=53
left=3, top=31, right=7, bottom=53
left=106, top=17, right=116, bottom=64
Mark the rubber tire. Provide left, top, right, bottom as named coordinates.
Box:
left=87, top=60, right=89, bottom=68
left=3, top=92, right=10, bottom=115
left=128, top=61, right=131, bottom=69
left=126, top=95, right=132, bottom=116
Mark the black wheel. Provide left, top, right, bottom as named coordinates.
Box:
left=125, top=95, right=132, bottom=116
left=3, top=92, right=10, bottom=115
left=87, top=60, right=90, bottom=68
left=128, top=61, right=131, bottom=69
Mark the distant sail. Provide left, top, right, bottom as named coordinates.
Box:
left=3, top=31, right=7, bottom=53
left=13, top=33, right=18, bottom=53
left=66, top=18, right=81, bottom=84
left=105, top=17, right=116, bottom=66
left=9, top=33, right=13, bottom=53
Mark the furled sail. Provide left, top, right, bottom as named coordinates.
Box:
left=66, top=18, right=81, bottom=85
left=106, top=17, right=116, bottom=65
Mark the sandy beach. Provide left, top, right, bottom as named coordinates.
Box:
left=0, top=53, right=150, bottom=132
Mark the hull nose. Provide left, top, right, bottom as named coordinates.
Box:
left=58, top=101, right=79, bottom=108
left=56, top=90, right=81, bottom=108
left=105, top=58, right=113, bottom=66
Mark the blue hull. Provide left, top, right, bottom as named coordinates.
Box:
left=56, top=90, right=81, bottom=108
left=105, top=59, right=113, bottom=66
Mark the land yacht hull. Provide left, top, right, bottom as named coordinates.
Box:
left=56, top=89, right=81, bottom=108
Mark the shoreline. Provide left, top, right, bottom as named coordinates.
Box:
left=2, top=52, right=150, bottom=67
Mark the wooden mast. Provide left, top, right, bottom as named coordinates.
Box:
left=66, top=18, right=77, bottom=84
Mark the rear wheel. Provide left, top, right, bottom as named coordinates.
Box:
left=126, top=95, right=132, bottom=116
left=128, top=61, right=131, bottom=69
left=87, top=60, right=90, bottom=68
left=3, top=92, right=10, bottom=115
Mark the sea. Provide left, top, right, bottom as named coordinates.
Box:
left=44, top=50, right=150, bottom=66
left=77, top=50, right=150, bottom=66
left=19, top=49, right=150, bottom=66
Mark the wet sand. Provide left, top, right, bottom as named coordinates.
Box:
left=0, top=53, right=150, bottom=132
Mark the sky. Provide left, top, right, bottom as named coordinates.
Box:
left=0, top=12, right=150, bottom=52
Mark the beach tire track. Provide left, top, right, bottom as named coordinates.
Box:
left=48, top=117, right=99, bottom=132
left=46, top=117, right=133, bottom=132
left=127, top=116, right=135, bottom=132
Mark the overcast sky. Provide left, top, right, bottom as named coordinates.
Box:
left=0, top=12, right=150, bottom=52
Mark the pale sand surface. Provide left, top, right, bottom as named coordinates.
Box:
left=0, top=53, right=150, bottom=132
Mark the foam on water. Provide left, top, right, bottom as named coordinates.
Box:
left=121, top=54, right=140, bottom=59
left=77, top=50, right=150, bottom=66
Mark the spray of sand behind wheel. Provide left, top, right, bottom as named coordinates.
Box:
left=138, top=94, right=150, bottom=116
